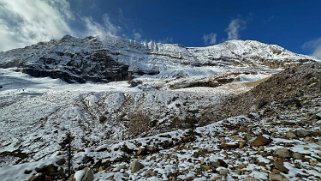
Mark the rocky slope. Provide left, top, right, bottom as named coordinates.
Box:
left=1, top=63, right=320, bottom=181
left=201, top=62, right=321, bottom=124
left=0, top=35, right=320, bottom=181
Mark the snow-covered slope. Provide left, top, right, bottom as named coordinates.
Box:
left=102, top=35, right=316, bottom=70
left=0, top=35, right=320, bottom=181
left=0, top=35, right=316, bottom=83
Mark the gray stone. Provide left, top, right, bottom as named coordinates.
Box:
left=72, top=167, right=94, bottom=181
left=293, top=152, right=303, bottom=160
left=114, top=163, right=127, bottom=172
left=130, top=160, right=144, bottom=173
left=285, top=131, right=296, bottom=139
left=55, top=158, right=66, bottom=166
left=273, top=158, right=289, bottom=174
left=216, top=167, right=228, bottom=175
left=82, top=167, right=94, bottom=181
left=24, top=169, right=32, bottom=174
left=250, top=135, right=272, bottom=147
left=295, top=129, right=310, bottom=137
left=316, top=111, right=321, bottom=120
left=268, top=173, right=290, bottom=181
left=274, top=148, right=292, bottom=158
left=244, top=176, right=260, bottom=181
left=144, top=169, right=157, bottom=178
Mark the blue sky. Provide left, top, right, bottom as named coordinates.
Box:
left=1, top=0, right=321, bottom=58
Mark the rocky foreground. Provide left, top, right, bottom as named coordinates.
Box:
left=0, top=63, right=320, bottom=180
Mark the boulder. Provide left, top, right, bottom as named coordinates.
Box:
left=316, top=111, right=321, bottom=120
left=144, top=169, right=157, bottom=178
left=80, top=168, right=94, bottom=181
left=72, top=167, right=94, bottom=181
left=35, top=164, right=58, bottom=176
left=295, top=129, right=310, bottom=137
left=244, top=176, right=260, bottom=181
left=130, top=160, right=144, bottom=173
left=292, top=152, right=303, bottom=160
left=136, top=147, right=147, bottom=156
left=273, top=158, right=289, bottom=174
left=274, top=148, right=292, bottom=158
left=55, top=158, right=66, bottom=166
left=28, top=174, right=46, bottom=181
left=219, top=143, right=239, bottom=150
left=210, top=159, right=228, bottom=168
left=250, top=135, right=272, bottom=147
left=285, top=131, right=296, bottom=139
left=268, top=173, right=289, bottom=181
left=216, top=167, right=229, bottom=175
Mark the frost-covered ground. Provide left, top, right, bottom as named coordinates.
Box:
left=0, top=67, right=265, bottom=166
left=0, top=36, right=320, bottom=181
left=1, top=111, right=320, bottom=181
left=1, top=64, right=320, bottom=181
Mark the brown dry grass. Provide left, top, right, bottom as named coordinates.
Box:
left=241, top=76, right=271, bottom=88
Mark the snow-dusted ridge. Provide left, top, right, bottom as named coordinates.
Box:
left=0, top=35, right=317, bottom=83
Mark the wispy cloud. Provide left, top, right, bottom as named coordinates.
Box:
left=82, top=14, right=121, bottom=38
left=202, top=18, right=246, bottom=45
left=132, top=30, right=142, bottom=40
left=157, top=37, right=174, bottom=44
left=0, top=0, right=73, bottom=51
left=203, top=33, right=217, bottom=45
left=302, top=38, right=321, bottom=59
left=0, top=0, right=127, bottom=51
left=226, top=18, right=246, bottom=40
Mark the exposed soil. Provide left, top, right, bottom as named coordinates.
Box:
left=202, top=62, right=321, bottom=124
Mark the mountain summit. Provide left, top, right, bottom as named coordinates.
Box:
left=0, top=35, right=316, bottom=83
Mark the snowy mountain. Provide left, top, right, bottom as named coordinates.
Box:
left=0, top=35, right=315, bottom=83
left=0, top=35, right=320, bottom=181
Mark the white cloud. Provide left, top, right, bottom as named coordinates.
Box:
left=157, top=37, right=174, bottom=44
left=0, top=0, right=125, bottom=51
left=203, top=33, right=217, bottom=45
left=0, top=0, right=73, bottom=51
left=302, top=38, right=321, bottom=59
left=82, top=14, right=121, bottom=38
left=133, top=30, right=142, bottom=40
left=226, top=18, right=246, bottom=40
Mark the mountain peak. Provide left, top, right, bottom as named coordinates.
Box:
left=0, top=35, right=316, bottom=83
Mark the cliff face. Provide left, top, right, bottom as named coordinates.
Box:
left=21, top=49, right=129, bottom=83
left=0, top=35, right=129, bottom=83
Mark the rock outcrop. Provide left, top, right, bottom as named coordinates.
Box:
left=1, top=35, right=129, bottom=83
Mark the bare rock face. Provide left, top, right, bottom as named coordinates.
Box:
left=2, top=35, right=129, bottom=83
